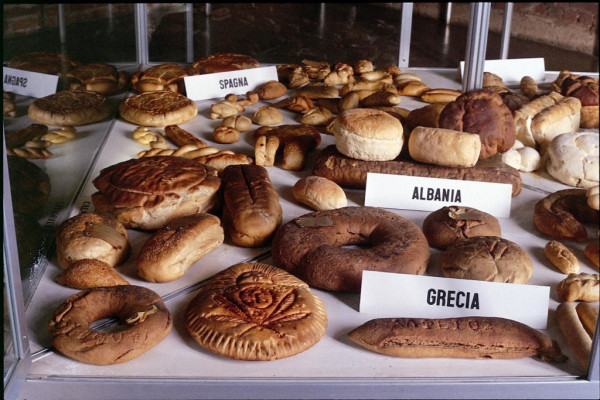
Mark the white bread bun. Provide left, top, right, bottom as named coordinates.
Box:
left=408, top=126, right=481, bottom=168
left=332, top=108, right=403, bottom=161
left=532, top=96, right=581, bottom=154
left=587, top=185, right=599, bottom=210
left=137, top=213, right=224, bottom=282
left=546, top=131, right=599, bottom=188
left=293, top=176, right=347, bottom=211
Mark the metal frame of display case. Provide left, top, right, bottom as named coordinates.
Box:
left=3, top=3, right=599, bottom=399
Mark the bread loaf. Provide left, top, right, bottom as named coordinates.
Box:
left=408, top=126, right=481, bottom=168
left=221, top=164, right=282, bottom=247
left=348, top=317, right=566, bottom=362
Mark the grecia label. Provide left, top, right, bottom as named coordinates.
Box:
left=364, top=173, right=512, bottom=217
left=184, top=66, right=278, bottom=101
left=3, top=67, right=58, bottom=98
left=359, top=271, right=550, bottom=329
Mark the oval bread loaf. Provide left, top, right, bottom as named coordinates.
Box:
left=408, top=126, right=481, bottom=168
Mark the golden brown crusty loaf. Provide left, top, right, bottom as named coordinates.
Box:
left=137, top=213, right=224, bottom=283
left=348, top=317, right=566, bottom=362
left=185, top=262, right=327, bottom=361
left=221, top=164, right=282, bottom=247
left=91, top=156, right=221, bottom=230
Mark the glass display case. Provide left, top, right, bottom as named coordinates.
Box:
left=4, top=3, right=599, bottom=399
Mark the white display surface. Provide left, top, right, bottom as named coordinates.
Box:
left=15, top=69, right=598, bottom=389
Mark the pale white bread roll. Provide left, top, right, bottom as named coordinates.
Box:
left=332, top=108, right=403, bottom=161
left=517, top=146, right=543, bottom=171
left=293, top=176, right=347, bottom=211
left=513, top=92, right=563, bottom=148
left=586, top=185, right=599, bottom=210
left=546, top=131, right=599, bottom=188
left=137, top=213, right=224, bottom=282
left=532, top=96, right=581, bottom=154
left=408, top=126, right=481, bottom=168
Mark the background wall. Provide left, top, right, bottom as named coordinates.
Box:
left=405, top=2, right=598, bottom=56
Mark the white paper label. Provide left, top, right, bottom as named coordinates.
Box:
left=184, top=66, right=279, bottom=100
left=459, top=58, right=546, bottom=84
left=364, top=173, right=512, bottom=218
left=3, top=67, right=58, bottom=98
left=360, top=271, right=550, bottom=329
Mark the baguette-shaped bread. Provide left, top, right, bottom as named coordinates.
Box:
left=348, top=317, right=566, bottom=362
left=532, top=97, right=581, bottom=153
left=575, top=302, right=599, bottom=338
left=221, top=164, right=282, bottom=247
left=513, top=92, right=563, bottom=147
left=556, top=302, right=592, bottom=370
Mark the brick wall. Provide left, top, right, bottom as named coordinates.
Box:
left=409, top=2, right=598, bottom=55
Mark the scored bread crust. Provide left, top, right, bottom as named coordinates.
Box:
left=221, top=164, right=282, bottom=247
left=91, top=156, right=221, bottom=230
left=185, top=262, right=328, bottom=361
left=119, top=90, right=198, bottom=126
left=28, top=90, right=113, bottom=126
left=193, top=53, right=260, bottom=74
left=348, top=317, right=566, bottom=362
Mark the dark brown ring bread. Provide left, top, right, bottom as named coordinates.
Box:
left=271, top=206, right=430, bottom=293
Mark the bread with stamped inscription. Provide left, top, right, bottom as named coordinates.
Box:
left=348, top=317, right=566, bottom=362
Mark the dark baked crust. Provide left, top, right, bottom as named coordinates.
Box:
left=193, top=53, right=260, bottom=74
left=92, top=156, right=220, bottom=230
left=8, top=51, right=79, bottom=75
left=28, top=90, right=113, bottom=126
left=221, top=164, right=282, bottom=247
left=271, top=206, right=430, bottom=292
left=313, top=145, right=522, bottom=196
left=7, top=155, right=51, bottom=215
left=185, top=262, right=327, bottom=361
left=422, top=206, right=501, bottom=250
left=438, top=88, right=516, bottom=159
left=533, top=189, right=599, bottom=241
left=441, top=236, right=533, bottom=283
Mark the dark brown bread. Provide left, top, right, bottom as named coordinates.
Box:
left=348, top=317, right=566, bottom=362
left=313, top=145, right=522, bottom=196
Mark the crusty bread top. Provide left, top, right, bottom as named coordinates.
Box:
left=193, top=52, right=259, bottom=74
left=66, top=63, right=119, bottom=83
left=332, top=108, right=403, bottom=140
left=8, top=51, right=79, bottom=75
left=28, top=90, right=113, bottom=126
left=135, top=63, right=188, bottom=84
left=92, top=156, right=220, bottom=209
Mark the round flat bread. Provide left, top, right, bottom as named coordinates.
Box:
left=28, top=90, right=113, bottom=126
left=185, top=262, right=328, bottom=361
left=119, top=90, right=198, bottom=126
left=91, top=156, right=221, bottom=230
left=193, top=53, right=259, bottom=74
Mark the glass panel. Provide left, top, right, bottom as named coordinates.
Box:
left=3, top=4, right=136, bottom=64
left=3, top=278, right=18, bottom=387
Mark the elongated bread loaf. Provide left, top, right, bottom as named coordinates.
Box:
left=221, top=164, right=282, bottom=247
left=348, top=317, right=566, bottom=362
left=556, top=302, right=592, bottom=370
left=313, top=145, right=522, bottom=196
left=408, top=126, right=481, bottom=168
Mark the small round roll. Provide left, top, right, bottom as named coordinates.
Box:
left=331, top=108, right=404, bottom=161
left=137, top=213, right=224, bottom=282
left=408, top=126, right=481, bottom=168
left=293, top=176, right=347, bottom=211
